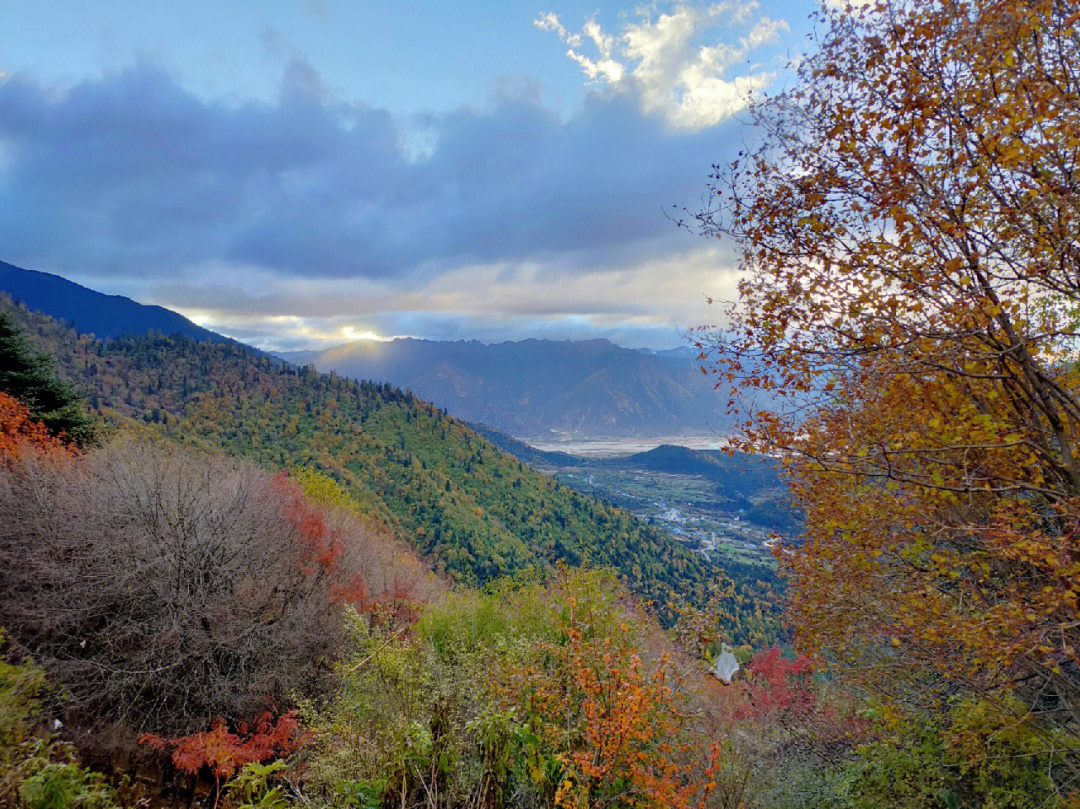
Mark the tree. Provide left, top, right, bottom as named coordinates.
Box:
left=692, top=0, right=1080, bottom=769
left=0, top=392, right=69, bottom=459
left=0, top=312, right=95, bottom=445
left=504, top=583, right=719, bottom=809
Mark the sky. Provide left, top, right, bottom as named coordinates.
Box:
left=0, top=1, right=819, bottom=351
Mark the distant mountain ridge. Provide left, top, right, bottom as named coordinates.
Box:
left=0, top=261, right=726, bottom=441
left=288, top=337, right=725, bottom=440
left=0, top=261, right=233, bottom=344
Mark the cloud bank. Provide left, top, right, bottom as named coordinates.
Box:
left=0, top=4, right=781, bottom=349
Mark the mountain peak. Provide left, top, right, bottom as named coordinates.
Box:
left=0, top=261, right=233, bottom=345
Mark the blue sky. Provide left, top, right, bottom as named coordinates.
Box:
left=0, top=1, right=818, bottom=350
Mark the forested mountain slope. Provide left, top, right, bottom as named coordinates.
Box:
left=2, top=297, right=727, bottom=616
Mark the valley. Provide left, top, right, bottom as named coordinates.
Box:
left=2, top=1, right=1072, bottom=804
left=470, top=425, right=797, bottom=572
left=555, top=466, right=779, bottom=567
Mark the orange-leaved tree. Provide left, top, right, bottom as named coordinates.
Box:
left=502, top=571, right=721, bottom=809
left=0, top=391, right=70, bottom=460
left=691, top=0, right=1080, bottom=763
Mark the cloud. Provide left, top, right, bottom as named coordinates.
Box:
left=155, top=243, right=740, bottom=352
left=537, top=13, right=625, bottom=84
left=0, top=59, right=745, bottom=349
left=537, top=2, right=789, bottom=130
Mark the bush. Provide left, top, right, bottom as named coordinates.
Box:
left=842, top=695, right=1080, bottom=809
left=0, top=435, right=428, bottom=736
left=18, top=764, right=115, bottom=809
left=300, top=568, right=721, bottom=809
left=1, top=631, right=117, bottom=809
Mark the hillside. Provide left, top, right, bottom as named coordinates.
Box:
left=1, top=296, right=737, bottom=622
left=288, top=336, right=727, bottom=440
left=0, top=260, right=234, bottom=344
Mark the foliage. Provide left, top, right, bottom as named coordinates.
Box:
left=498, top=575, right=720, bottom=809
left=0, top=631, right=117, bottom=809
left=224, top=761, right=291, bottom=809
left=300, top=568, right=729, bottom=809
left=17, top=765, right=115, bottom=809
left=692, top=0, right=1080, bottom=774
left=842, top=695, right=1080, bottom=808
left=0, top=393, right=70, bottom=461
left=0, top=311, right=94, bottom=445
left=141, top=713, right=300, bottom=809
left=0, top=299, right=721, bottom=621
left=697, top=646, right=867, bottom=809
left=0, top=630, right=51, bottom=808
left=0, top=436, right=434, bottom=736
left=140, top=712, right=302, bottom=780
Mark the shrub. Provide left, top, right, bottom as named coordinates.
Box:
left=301, top=568, right=722, bottom=809
left=18, top=764, right=115, bottom=809
left=0, top=436, right=416, bottom=735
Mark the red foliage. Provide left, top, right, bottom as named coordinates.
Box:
left=736, top=647, right=816, bottom=722
left=269, top=473, right=423, bottom=624
left=139, top=711, right=303, bottom=779
left=715, top=646, right=869, bottom=752
left=359, top=578, right=420, bottom=628
left=0, top=392, right=70, bottom=460
left=329, top=573, right=370, bottom=607
left=270, top=473, right=346, bottom=574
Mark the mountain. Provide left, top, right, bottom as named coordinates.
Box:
left=287, top=337, right=727, bottom=440
left=0, top=260, right=233, bottom=344
left=1, top=295, right=731, bottom=618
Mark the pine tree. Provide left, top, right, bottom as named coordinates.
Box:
left=0, top=312, right=95, bottom=444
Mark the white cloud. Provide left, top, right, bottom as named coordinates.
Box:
left=537, top=3, right=789, bottom=130
left=537, top=12, right=625, bottom=83
left=534, top=12, right=583, bottom=47
left=146, top=244, right=740, bottom=351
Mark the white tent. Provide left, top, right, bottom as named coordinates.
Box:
left=711, top=643, right=740, bottom=684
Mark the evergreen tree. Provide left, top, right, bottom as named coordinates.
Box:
left=0, top=312, right=95, bottom=444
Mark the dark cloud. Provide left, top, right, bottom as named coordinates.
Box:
left=0, top=61, right=737, bottom=285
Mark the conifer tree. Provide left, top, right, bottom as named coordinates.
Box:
left=0, top=312, right=95, bottom=444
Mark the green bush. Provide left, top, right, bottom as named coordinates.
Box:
left=18, top=765, right=114, bottom=809
left=225, top=761, right=291, bottom=809
left=299, top=569, right=648, bottom=809
left=842, top=695, right=1078, bottom=809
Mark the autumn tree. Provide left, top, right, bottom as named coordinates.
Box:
left=0, top=312, right=95, bottom=445
left=504, top=579, right=720, bottom=809
left=0, top=392, right=69, bottom=459
left=692, top=0, right=1080, bottom=770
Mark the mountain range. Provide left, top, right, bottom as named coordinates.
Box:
left=0, top=260, right=728, bottom=441
left=0, top=292, right=728, bottom=618
left=0, top=260, right=784, bottom=639
left=0, top=262, right=232, bottom=344
left=284, top=337, right=726, bottom=440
